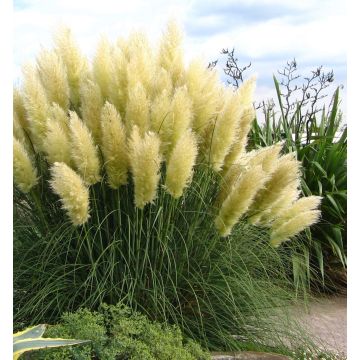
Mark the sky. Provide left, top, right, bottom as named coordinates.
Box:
left=13, top=0, right=347, bottom=114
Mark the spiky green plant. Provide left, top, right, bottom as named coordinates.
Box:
left=13, top=23, right=321, bottom=350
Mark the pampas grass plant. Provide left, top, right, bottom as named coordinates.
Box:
left=13, top=22, right=321, bottom=351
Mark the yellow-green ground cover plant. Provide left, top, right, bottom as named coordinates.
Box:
left=25, top=304, right=211, bottom=360
left=14, top=22, right=321, bottom=351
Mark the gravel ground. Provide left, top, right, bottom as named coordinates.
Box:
left=292, top=296, right=347, bottom=356
left=211, top=296, right=347, bottom=360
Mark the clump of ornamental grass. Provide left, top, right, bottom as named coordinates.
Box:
left=13, top=22, right=320, bottom=351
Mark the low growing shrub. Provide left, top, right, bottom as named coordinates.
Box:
left=28, top=303, right=211, bottom=360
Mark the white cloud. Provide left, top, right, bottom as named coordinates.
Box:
left=183, top=15, right=346, bottom=62
left=13, top=0, right=193, bottom=79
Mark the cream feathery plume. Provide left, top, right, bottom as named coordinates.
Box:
left=256, top=185, right=301, bottom=225
left=126, top=31, right=152, bottom=61
left=240, top=143, right=283, bottom=174
left=108, top=46, right=128, bottom=115
left=237, top=106, right=255, bottom=145
left=13, top=112, right=27, bottom=145
left=126, top=32, right=155, bottom=94
left=13, top=137, right=38, bottom=193
left=150, top=87, right=192, bottom=158
left=249, top=153, right=301, bottom=220
left=93, top=36, right=113, bottom=100
left=117, top=31, right=151, bottom=62
left=151, top=67, right=173, bottom=99
left=49, top=103, right=70, bottom=135
left=216, top=162, right=247, bottom=207
left=101, top=102, right=129, bottom=188
left=216, top=147, right=262, bottom=207
left=49, top=162, right=90, bottom=226
left=256, top=143, right=284, bottom=174
left=209, top=88, right=244, bottom=171
left=150, top=89, right=172, bottom=133
left=186, top=59, right=220, bottom=135
left=125, top=82, right=150, bottom=135
left=215, top=165, right=268, bottom=237
left=22, top=64, right=51, bottom=151
left=270, top=210, right=321, bottom=247
left=69, top=111, right=101, bottom=185
left=129, top=127, right=161, bottom=208
left=14, top=104, right=33, bottom=155
left=80, top=79, right=103, bottom=145
left=36, top=49, right=70, bottom=110
left=150, top=89, right=172, bottom=155
left=43, top=119, right=72, bottom=166
left=216, top=144, right=282, bottom=206
left=271, top=196, right=322, bottom=229
left=222, top=107, right=255, bottom=173
left=237, top=76, right=257, bottom=109
left=13, top=87, right=28, bottom=131
left=158, top=20, right=184, bottom=86
left=169, top=86, right=193, bottom=147
left=117, top=32, right=150, bottom=71
left=165, top=130, right=198, bottom=198
left=221, top=77, right=256, bottom=170
left=267, top=183, right=300, bottom=215
left=268, top=186, right=300, bottom=216
left=116, top=36, right=130, bottom=61
left=198, top=87, right=226, bottom=155
left=54, top=26, right=89, bottom=107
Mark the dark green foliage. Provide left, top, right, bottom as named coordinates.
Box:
left=27, top=303, right=211, bottom=360
left=14, top=162, right=309, bottom=350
